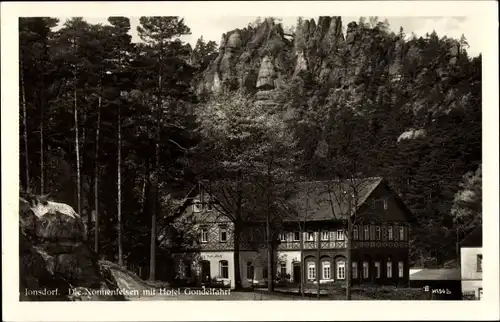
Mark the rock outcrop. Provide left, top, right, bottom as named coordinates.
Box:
left=19, top=194, right=125, bottom=301
left=196, top=16, right=467, bottom=121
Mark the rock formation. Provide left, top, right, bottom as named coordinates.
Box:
left=196, top=16, right=467, bottom=122
left=19, top=194, right=125, bottom=301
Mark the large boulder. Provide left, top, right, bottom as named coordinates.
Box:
left=19, top=195, right=125, bottom=301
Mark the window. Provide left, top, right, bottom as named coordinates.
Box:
left=353, top=226, right=359, bottom=240
left=363, top=261, right=369, bottom=279
left=307, top=232, right=314, bottom=241
left=293, top=231, right=300, bottom=241
left=200, top=228, right=208, bottom=243
left=193, top=200, right=202, bottom=212
left=279, top=232, right=287, bottom=242
left=248, top=229, right=254, bottom=242
left=394, top=226, right=400, bottom=241
left=387, top=261, right=392, bottom=278
left=321, top=231, right=329, bottom=241
left=206, top=201, right=213, bottom=211
left=398, top=261, right=404, bottom=278
left=477, top=254, right=482, bottom=272
left=336, top=261, right=346, bottom=280
left=374, top=261, right=381, bottom=278
left=219, top=226, right=227, bottom=242
left=219, top=260, right=229, bottom=279
left=364, top=226, right=370, bottom=240
left=388, top=226, right=393, bottom=240
left=263, top=267, right=268, bottom=279
left=478, top=288, right=483, bottom=300
left=399, top=226, right=405, bottom=240
left=280, top=262, right=287, bottom=277
left=383, top=199, right=388, bottom=210
left=375, top=226, right=381, bottom=240
left=307, top=262, right=316, bottom=281
left=322, top=261, right=331, bottom=279
left=337, top=229, right=345, bottom=241
left=352, top=262, right=358, bottom=279
left=246, top=262, right=254, bottom=280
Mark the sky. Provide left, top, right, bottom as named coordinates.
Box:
left=55, top=16, right=482, bottom=57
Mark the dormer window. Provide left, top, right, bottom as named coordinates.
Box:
left=200, top=227, right=208, bottom=243
left=206, top=200, right=214, bottom=211
left=219, top=226, right=228, bottom=242
left=193, top=200, right=202, bottom=213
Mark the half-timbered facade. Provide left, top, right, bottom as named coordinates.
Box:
left=169, top=177, right=413, bottom=289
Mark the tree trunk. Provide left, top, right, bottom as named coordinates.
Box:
left=20, top=57, right=30, bottom=192
left=300, top=223, right=305, bottom=298
left=73, top=73, right=82, bottom=216
left=316, top=229, right=321, bottom=300
left=117, top=103, right=123, bottom=266
left=266, top=157, right=273, bottom=292
left=40, top=89, right=45, bottom=195
left=94, top=81, right=102, bottom=254
left=346, top=215, right=352, bottom=300
left=149, top=70, right=162, bottom=281
left=233, top=175, right=243, bottom=289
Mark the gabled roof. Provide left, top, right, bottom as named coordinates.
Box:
left=284, top=177, right=384, bottom=221
left=173, top=177, right=414, bottom=224
left=460, top=226, right=482, bottom=247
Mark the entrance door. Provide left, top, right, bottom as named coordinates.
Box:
left=201, top=261, right=211, bottom=283
left=293, top=263, right=301, bottom=284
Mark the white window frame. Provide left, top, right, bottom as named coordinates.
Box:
left=336, top=261, right=346, bottom=280
left=307, top=232, right=314, bottom=241
left=388, top=226, right=393, bottom=240
left=279, top=232, right=287, bottom=242
left=219, top=226, right=228, bottom=242
left=375, top=226, right=381, bottom=240
left=322, top=261, right=331, bottom=280
left=363, top=261, right=369, bottom=279
left=337, top=229, right=345, bottom=241
left=193, top=200, right=202, bottom=213
left=219, top=260, right=229, bottom=279
left=307, top=262, right=316, bottom=281
left=293, top=231, right=300, bottom=241
left=321, top=231, right=329, bottom=241
left=387, top=261, right=393, bottom=278
left=352, top=262, right=358, bottom=279
left=374, top=261, right=381, bottom=278
left=398, top=261, right=404, bottom=278
left=364, top=226, right=370, bottom=240
left=200, top=228, right=208, bottom=243
left=280, top=262, right=287, bottom=277
left=399, top=226, right=405, bottom=240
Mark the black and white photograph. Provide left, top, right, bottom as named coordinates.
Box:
left=2, top=1, right=499, bottom=321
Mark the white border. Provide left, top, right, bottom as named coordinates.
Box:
left=2, top=1, right=498, bottom=321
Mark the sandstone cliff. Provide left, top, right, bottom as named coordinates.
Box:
left=197, top=17, right=468, bottom=125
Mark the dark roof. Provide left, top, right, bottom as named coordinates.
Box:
left=460, top=226, right=482, bottom=247
left=176, top=177, right=413, bottom=223
left=283, top=177, right=384, bottom=221
left=410, top=268, right=461, bottom=281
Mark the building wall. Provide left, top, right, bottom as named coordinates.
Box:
left=199, top=251, right=235, bottom=288
left=276, top=250, right=302, bottom=282
left=460, top=247, right=482, bottom=299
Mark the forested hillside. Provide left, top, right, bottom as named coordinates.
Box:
left=19, top=16, right=481, bottom=278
